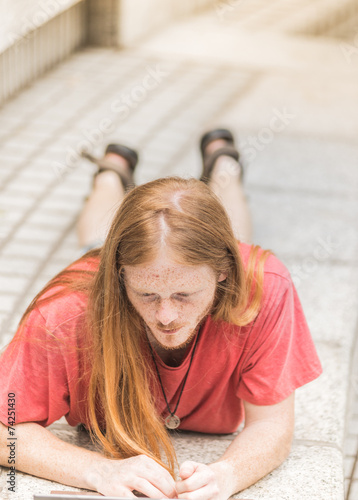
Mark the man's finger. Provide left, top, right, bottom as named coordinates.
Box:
left=177, top=483, right=214, bottom=500
left=132, top=477, right=175, bottom=499
left=131, top=455, right=177, bottom=498
left=117, top=487, right=136, bottom=497
left=176, top=463, right=212, bottom=495
left=179, top=460, right=199, bottom=480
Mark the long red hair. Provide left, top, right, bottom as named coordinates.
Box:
left=19, top=177, right=271, bottom=475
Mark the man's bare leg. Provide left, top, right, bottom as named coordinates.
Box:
left=206, top=139, right=253, bottom=244
left=77, top=154, right=129, bottom=248
left=77, top=139, right=252, bottom=248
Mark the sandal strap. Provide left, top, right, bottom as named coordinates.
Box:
left=81, top=145, right=138, bottom=190
left=95, top=161, right=134, bottom=190
left=105, top=144, right=138, bottom=172
left=200, top=146, right=240, bottom=184
left=200, top=128, right=235, bottom=157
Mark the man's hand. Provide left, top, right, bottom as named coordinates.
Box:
left=1, top=423, right=177, bottom=497
left=175, top=394, right=295, bottom=500
left=175, top=460, right=229, bottom=500
left=87, top=454, right=177, bottom=498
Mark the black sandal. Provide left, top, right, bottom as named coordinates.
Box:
left=199, top=128, right=242, bottom=184
left=81, top=143, right=139, bottom=191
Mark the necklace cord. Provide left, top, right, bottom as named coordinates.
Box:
left=147, top=327, right=201, bottom=418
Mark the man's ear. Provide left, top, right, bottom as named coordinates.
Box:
left=218, top=272, right=227, bottom=282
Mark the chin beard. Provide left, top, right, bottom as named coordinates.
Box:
left=144, top=300, right=213, bottom=351
left=145, top=324, right=198, bottom=351
left=159, top=327, right=199, bottom=351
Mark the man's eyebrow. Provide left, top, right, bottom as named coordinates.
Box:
left=175, top=289, right=204, bottom=294
left=128, top=286, right=204, bottom=295
left=127, top=285, right=147, bottom=294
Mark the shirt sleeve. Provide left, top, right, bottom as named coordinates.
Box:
left=0, top=307, right=71, bottom=427
left=236, top=275, right=322, bottom=405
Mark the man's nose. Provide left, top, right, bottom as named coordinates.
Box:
left=155, top=299, right=179, bottom=326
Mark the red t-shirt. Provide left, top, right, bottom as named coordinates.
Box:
left=0, top=244, right=322, bottom=433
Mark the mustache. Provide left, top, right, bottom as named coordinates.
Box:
left=156, top=324, right=181, bottom=330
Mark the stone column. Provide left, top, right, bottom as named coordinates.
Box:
left=87, top=0, right=120, bottom=46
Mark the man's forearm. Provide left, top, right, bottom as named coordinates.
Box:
left=209, top=418, right=293, bottom=497
left=0, top=421, right=106, bottom=491
left=0, top=422, right=177, bottom=498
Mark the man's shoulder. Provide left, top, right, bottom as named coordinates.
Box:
left=239, top=242, right=291, bottom=283
left=38, top=290, right=88, bottom=330
left=30, top=256, right=100, bottom=332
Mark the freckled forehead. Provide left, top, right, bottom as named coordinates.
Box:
left=124, top=261, right=213, bottom=290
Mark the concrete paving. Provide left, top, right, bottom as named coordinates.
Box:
left=0, top=5, right=358, bottom=500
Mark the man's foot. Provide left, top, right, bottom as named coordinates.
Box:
left=199, top=128, right=243, bottom=184
left=93, top=154, right=131, bottom=192
left=81, top=143, right=139, bottom=191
